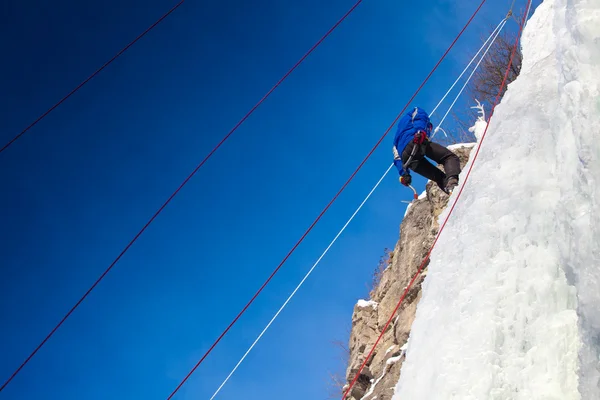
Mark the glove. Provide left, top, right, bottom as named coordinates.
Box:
left=414, top=130, right=428, bottom=145
left=399, top=174, right=412, bottom=186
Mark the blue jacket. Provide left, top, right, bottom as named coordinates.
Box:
left=393, top=106, right=433, bottom=176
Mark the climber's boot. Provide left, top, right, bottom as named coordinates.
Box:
left=444, top=177, right=459, bottom=195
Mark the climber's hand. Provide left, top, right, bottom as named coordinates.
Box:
left=400, top=174, right=412, bottom=186
left=413, top=130, right=428, bottom=145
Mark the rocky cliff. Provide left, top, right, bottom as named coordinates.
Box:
left=342, top=144, right=475, bottom=400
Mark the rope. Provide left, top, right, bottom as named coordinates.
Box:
left=0, top=1, right=185, bottom=156
left=165, top=1, right=488, bottom=398
left=208, top=18, right=508, bottom=397
left=208, top=164, right=395, bottom=400
left=0, top=1, right=366, bottom=392
left=342, top=1, right=533, bottom=397
left=431, top=18, right=508, bottom=138
left=523, top=0, right=533, bottom=26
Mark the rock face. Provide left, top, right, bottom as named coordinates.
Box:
left=342, top=145, right=474, bottom=400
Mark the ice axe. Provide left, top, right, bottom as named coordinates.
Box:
left=398, top=138, right=421, bottom=205
left=400, top=184, right=419, bottom=205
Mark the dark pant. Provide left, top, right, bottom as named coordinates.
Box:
left=401, top=141, right=461, bottom=189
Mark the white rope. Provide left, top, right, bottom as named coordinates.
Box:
left=431, top=18, right=507, bottom=138
left=209, top=164, right=394, bottom=399
left=209, top=16, right=509, bottom=399
left=524, top=0, right=533, bottom=29
left=430, top=18, right=508, bottom=116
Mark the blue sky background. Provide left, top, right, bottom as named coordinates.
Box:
left=0, top=0, right=540, bottom=399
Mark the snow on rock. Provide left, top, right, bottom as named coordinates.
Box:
left=357, top=300, right=378, bottom=309
left=361, top=369, right=387, bottom=400
left=393, top=0, right=600, bottom=399
left=467, top=99, right=488, bottom=142
left=402, top=203, right=412, bottom=218
left=359, top=351, right=405, bottom=400
left=386, top=355, right=403, bottom=366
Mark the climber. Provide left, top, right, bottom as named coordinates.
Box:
left=392, top=106, right=461, bottom=195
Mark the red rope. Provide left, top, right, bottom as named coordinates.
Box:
left=166, top=1, right=488, bottom=398
left=342, top=1, right=532, bottom=398
left=0, top=0, right=366, bottom=393
left=0, top=1, right=186, bottom=156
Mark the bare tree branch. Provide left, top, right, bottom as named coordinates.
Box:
left=445, top=20, right=523, bottom=142
left=469, top=26, right=523, bottom=107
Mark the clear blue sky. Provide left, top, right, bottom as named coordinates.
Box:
left=0, top=0, right=538, bottom=399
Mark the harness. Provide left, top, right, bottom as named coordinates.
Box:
left=402, top=142, right=420, bottom=172
left=395, top=107, right=430, bottom=173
